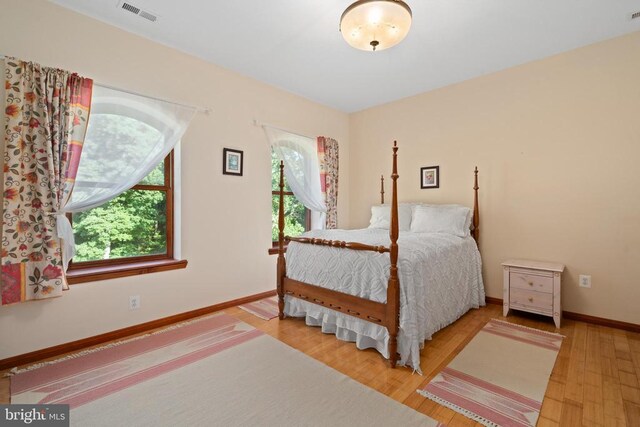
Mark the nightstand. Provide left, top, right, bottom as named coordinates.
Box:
left=502, top=259, right=565, bottom=328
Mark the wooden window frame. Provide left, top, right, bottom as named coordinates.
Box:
left=66, top=151, right=187, bottom=284
left=268, top=190, right=311, bottom=255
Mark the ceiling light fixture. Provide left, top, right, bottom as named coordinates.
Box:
left=340, top=0, right=412, bottom=52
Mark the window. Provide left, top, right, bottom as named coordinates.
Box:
left=70, top=153, right=173, bottom=264
left=65, top=84, right=193, bottom=284
left=271, top=150, right=309, bottom=245
left=66, top=152, right=184, bottom=283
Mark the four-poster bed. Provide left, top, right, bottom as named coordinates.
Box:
left=275, top=141, right=482, bottom=370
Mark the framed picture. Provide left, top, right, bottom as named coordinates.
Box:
left=420, top=166, right=439, bottom=189
left=223, top=148, right=243, bottom=176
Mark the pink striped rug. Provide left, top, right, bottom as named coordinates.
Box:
left=11, top=313, right=261, bottom=408
left=11, top=313, right=440, bottom=426
left=418, top=319, right=563, bottom=427
left=238, top=296, right=279, bottom=320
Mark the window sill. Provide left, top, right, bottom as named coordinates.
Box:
left=268, top=245, right=288, bottom=255
left=67, top=259, right=188, bottom=285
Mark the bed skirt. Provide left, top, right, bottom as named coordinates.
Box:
left=285, top=296, right=412, bottom=368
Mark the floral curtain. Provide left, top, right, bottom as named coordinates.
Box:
left=317, top=136, right=339, bottom=229
left=2, top=57, right=93, bottom=305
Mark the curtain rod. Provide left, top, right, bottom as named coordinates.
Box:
left=256, top=120, right=315, bottom=140
left=93, top=82, right=211, bottom=115
left=0, top=54, right=211, bottom=115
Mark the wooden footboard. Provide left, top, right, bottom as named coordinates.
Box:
left=282, top=278, right=387, bottom=325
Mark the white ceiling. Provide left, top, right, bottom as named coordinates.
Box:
left=50, top=0, right=640, bottom=112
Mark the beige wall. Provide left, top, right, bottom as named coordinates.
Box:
left=350, top=32, right=640, bottom=325
left=0, top=0, right=350, bottom=359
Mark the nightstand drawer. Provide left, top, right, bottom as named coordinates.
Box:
left=510, top=271, right=553, bottom=293
left=509, top=288, right=553, bottom=312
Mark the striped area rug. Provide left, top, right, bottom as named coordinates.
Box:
left=11, top=313, right=440, bottom=426
left=238, top=296, right=279, bottom=320
left=418, top=319, right=564, bottom=427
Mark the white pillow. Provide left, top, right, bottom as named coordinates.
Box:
left=412, top=204, right=473, bottom=234
left=410, top=205, right=471, bottom=237
left=368, top=204, right=412, bottom=231
left=422, top=203, right=473, bottom=236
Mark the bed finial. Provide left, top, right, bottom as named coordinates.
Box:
left=473, top=166, right=480, bottom=245
left=380, top=175, right=385, bottom=204
left=277, top=160, right=286, bottom=319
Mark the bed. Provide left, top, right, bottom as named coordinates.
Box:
left=275, top=142, right=485, bottom=372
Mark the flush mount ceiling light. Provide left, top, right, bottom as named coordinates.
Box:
left=340, top=0, right=412, bottom=52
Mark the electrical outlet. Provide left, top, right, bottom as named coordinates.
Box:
left=579, top=275, right=591, bottom=288
left=129, top=295, right=141, bottom=310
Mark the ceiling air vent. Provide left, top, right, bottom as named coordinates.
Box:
left=121, top=2, right=140, bottom=15
left=632, top=11, right=640, bottom=20
left=119, top=2, right=158, bottom=23
left=138, top=10, right=157, bottom=22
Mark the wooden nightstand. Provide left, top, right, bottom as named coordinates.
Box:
left=502, top=259, right=565, bottom=328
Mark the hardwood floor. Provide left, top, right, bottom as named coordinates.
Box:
left=2, top=304, right=639, bottom=426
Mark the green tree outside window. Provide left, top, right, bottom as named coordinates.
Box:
left=271, top=151, right=309, bottom=241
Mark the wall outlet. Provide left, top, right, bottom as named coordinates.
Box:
left=579, top=275, right=591, bottom=288
left=129, top=295, right=141, bottom=310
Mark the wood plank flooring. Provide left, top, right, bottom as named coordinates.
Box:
left=1, top=304, right=639, bottom=426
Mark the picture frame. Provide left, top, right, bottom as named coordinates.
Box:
left=223, top=148, right=244, bottom=176
left=420, top=166, right=439, bottom=189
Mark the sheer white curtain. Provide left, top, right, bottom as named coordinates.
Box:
left=264, top=126, right=327, bottom=230
left=59, top=85, right=196, bottom=269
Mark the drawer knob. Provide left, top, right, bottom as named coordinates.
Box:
left=528, top=282, right=533, bottom=286
left=528, top=297, right=533, bottom=302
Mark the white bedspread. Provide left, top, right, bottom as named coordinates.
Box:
left=284, top=228, right=485, bottom=373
